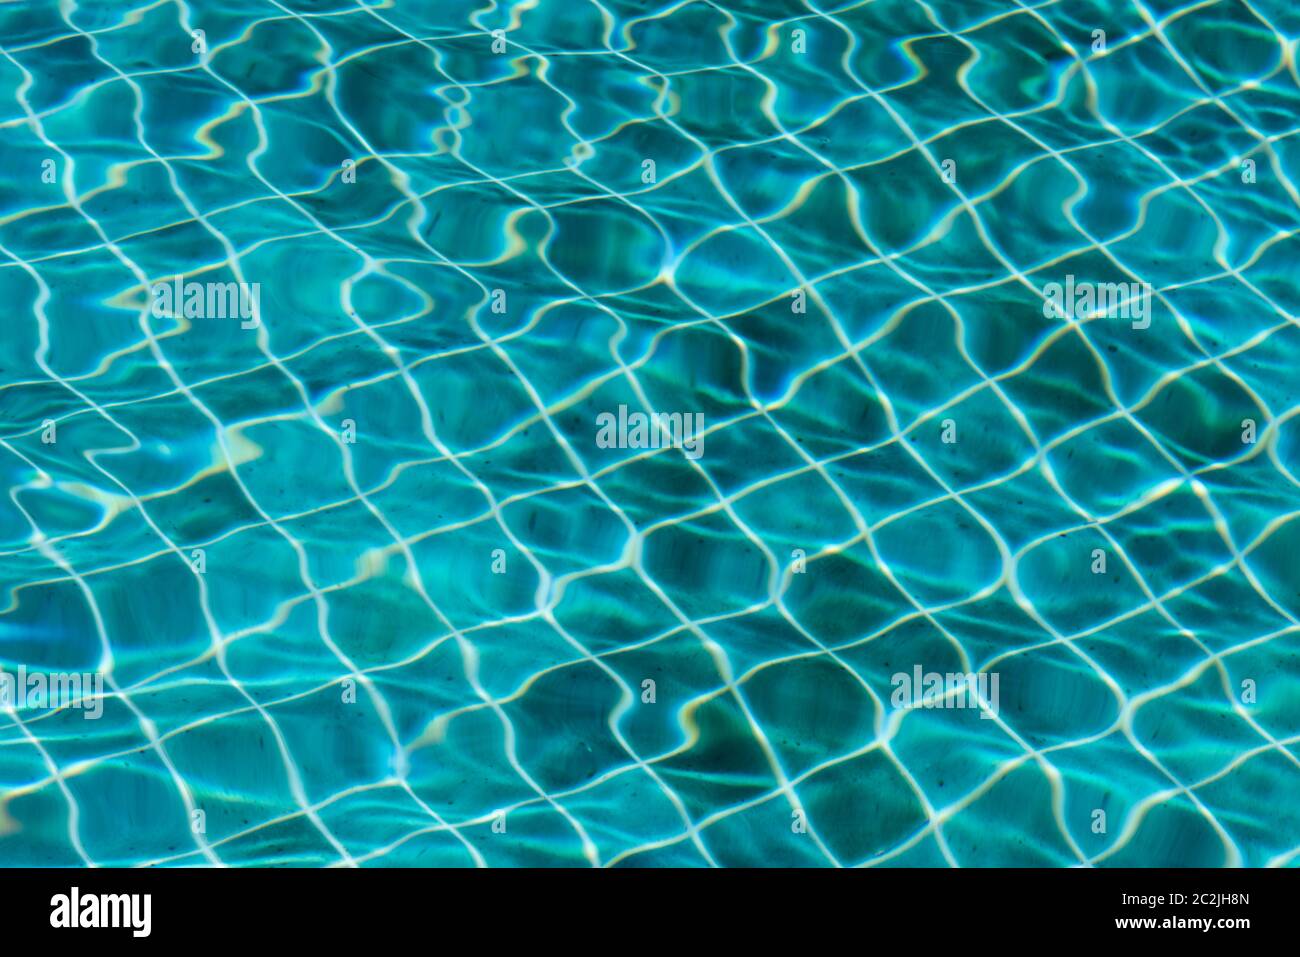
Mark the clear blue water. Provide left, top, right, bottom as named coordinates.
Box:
left=0, top=0, right=1298, bottom=867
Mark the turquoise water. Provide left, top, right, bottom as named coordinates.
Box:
left=0, top=0, right=1298, bottom=867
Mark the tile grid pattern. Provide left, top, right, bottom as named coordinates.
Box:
left=0, top=0, right=1297, bottom=866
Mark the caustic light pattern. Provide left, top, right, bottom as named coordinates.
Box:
left=0, top=0, right=1298, bottom=867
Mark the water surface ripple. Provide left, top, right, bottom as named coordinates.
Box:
left=0, top=0, right=1297, bottom=866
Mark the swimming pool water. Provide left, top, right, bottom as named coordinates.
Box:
left=0, top=0, right=1298, bottom=867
